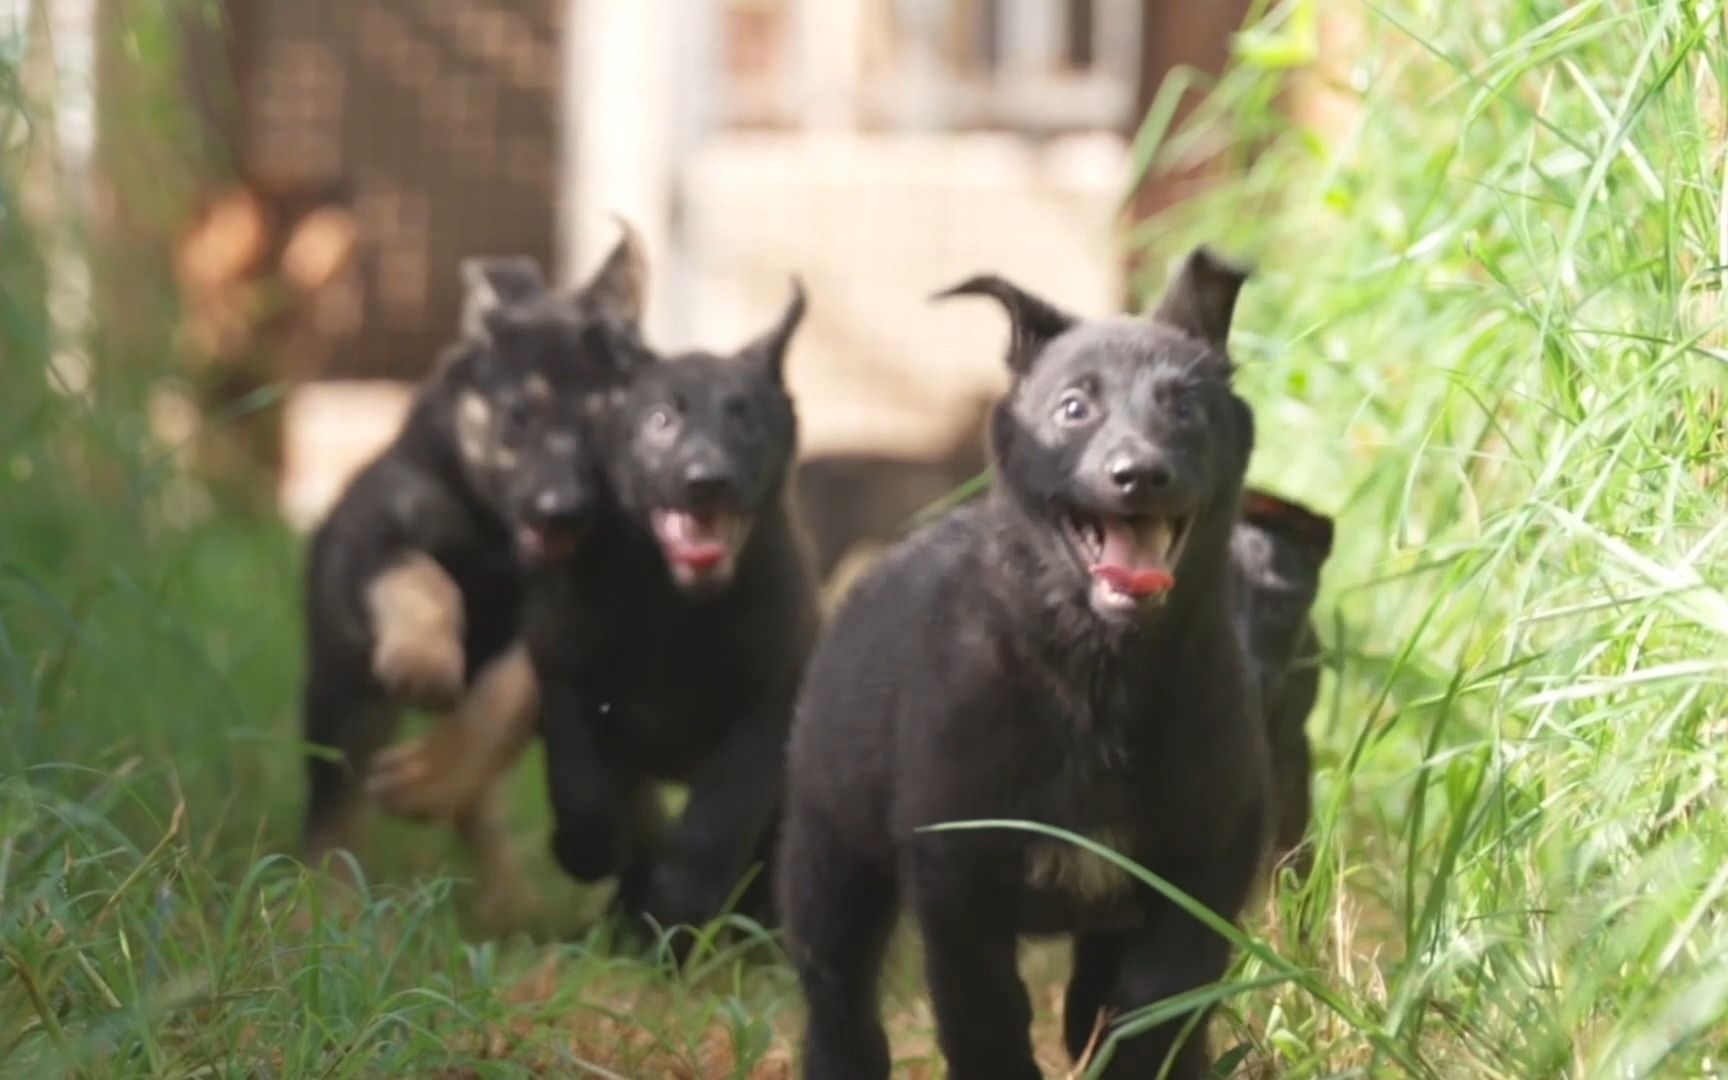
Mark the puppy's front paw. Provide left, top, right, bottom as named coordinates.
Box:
left=367, top=726, right=490, bottom=820
left=636, top=860, right=725, bottom=932
left=373, top=631, right=465, bottom=711
left=551, top=824, right=630, bottom=883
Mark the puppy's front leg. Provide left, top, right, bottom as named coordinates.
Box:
left=633, top=701, right=787, bottom=931
left=909, top=844, right=1042, bottom=1080
left=538, top=672, right=645, bottom=883
left=369, top=642, right=539, bottom=820
left=1095, top=816, right=1263, bottom=1080
left=366, top=552, right=466, bottom=711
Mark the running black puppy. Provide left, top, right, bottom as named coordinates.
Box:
left=1233, top=488, right=1334, bottom=870
left=526, top=282, right=818, bottom=941
left=300, top=231, right=645, bottom=899
left=780, top=250, right=1266, bottom=1080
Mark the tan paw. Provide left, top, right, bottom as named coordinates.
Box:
left=372, top=632, right=465, bottom=712
left=367, top=726, right=492, bottom=820
left=472, top=875, right=538, bottom=932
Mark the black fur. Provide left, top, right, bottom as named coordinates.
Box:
left=526, top=282, right=819, bottom=944
left=779, top=249, right=1267, bottom=1080
left=1233, top=488, right=1334, bottom=871
left=299, top=234, right=645, bottom=867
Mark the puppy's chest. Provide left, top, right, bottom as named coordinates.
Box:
left=1008, top=687, right=1196, bottom=922
left=589, top=613, right=762, bottom=770
left=442, top=548, right=523, bottom=663
left=1015, top=759, right=1142, bottom=909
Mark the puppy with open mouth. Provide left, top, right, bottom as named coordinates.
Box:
left=300, top=224, right=648, bottom=918
left=780, top=248, right=1270, bottom=1080
left=521, top=281, right=820, bottom=950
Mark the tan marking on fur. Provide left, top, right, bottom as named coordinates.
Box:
left=492, top=445, right=519, bottom=470
left=455, top=391, right=492, bottom=464
left=368, top=642, right=538, bottom=819
left=455, top=780, right=537, bottom=929
left=1025, top=827, right=1135, bottom=902
left=368, top=553, right=465, bottom=709
left=526, top=374, right=552, bottom=401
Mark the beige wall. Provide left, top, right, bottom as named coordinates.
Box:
left=680, top=130, right=1127, bottom=459
left=280, top=129, right=1128, bottom=527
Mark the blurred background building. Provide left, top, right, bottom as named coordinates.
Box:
left=15, top=0, right=1265, bottom=531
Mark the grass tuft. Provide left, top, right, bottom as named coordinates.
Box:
left=3, top=1, right=1726, bottom=1076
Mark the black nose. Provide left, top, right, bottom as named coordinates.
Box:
left=531, top=488, right=586, bottom=526
left=681, top=462, right=737, bottom=507
left=1107, top=453, right=1173, bottom=495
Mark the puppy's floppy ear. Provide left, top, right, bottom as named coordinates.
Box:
left=1151, top=246, right=1249, bottom=350
left=738, top=276, right=807, bottom=382
left=574, top=217, right=649, bottom=326
left=932, top=274, right=1074, bottom=374
left=460, top=256, right=546, bottom=339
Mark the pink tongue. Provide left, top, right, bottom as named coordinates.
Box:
left=1090, top=521, right=1175, bottom=597
left=660, top=511, right=728, bottom=570
left=517, top=527, right=578, bottom=563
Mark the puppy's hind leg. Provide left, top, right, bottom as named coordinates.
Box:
left=302, top=672, right=398, bottom=883
left=780, top=810, right=896, bottom=1080
left=1064, top=929, right=1128, bottom=1063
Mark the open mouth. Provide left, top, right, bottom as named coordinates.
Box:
left=1063, top=510, right=1191, bottom=618
left=516, top=524, right=583, bottom=565
left=650, top=508, right=750, bottom=589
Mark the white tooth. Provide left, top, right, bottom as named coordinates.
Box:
left=1146, top=519, right=1174, bottom=559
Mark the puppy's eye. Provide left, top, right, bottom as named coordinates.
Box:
left=1055, top=390, right=1094, bottom=426
left=504, top=399, right=538, bottom=435
left=645, top=407, right=678, bottom=441
left=1171, top=395, right=1198, bottom=421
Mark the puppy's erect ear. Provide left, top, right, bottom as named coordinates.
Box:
left=460, top=256, right=546, bottom=340
left=574, top=217, right=649, bottom=327
left=1242, top=487, right=1335, bottom=561
left=932, top=275, right=1075, bottom=374
left=577, top=318, right=652, bottom=381
left=1151, top=246, right=1248, bottom=350
left=738, top=277, right=807, bottom=382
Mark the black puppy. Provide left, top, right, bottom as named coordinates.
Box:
left=526, top=283, right=818, bottom=941
left=780, top=250, right=1266, bottom=1080
left=299, top=231, right=644, bottom=901
left=1233, top=488, right=1334, bottom=870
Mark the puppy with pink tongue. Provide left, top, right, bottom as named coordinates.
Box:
left=650, top=508, right=748, bottom=588
left=526, top=280, right=820, bottom=949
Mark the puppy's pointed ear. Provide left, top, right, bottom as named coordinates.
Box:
left=577, top=318, right=652, bottom=381
left=738, top=277, right=807, bottom=382
left=1151, top=246, right=1248, bottom=350
left=1242, top=487, right=1334, bottom=561
left=460, top=256, right=546, bottom=339
left=932, top=275, right=1074, bottom=374
left=574, top=217, right=649, bottom=326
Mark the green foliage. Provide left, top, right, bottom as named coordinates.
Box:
left=1120, top=1, right=1728, bottom=1075
left=2, top=0, right=1726, bottom=1076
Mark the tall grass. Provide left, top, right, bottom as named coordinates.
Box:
left=2, top=0, right=1726, bottom=1076
left=1116, top=1, right=1728, bottom=1076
